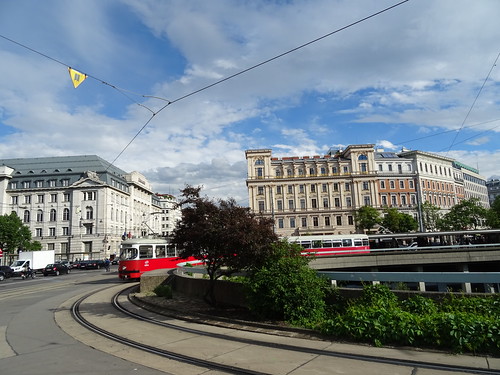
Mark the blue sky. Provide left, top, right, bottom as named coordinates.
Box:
left=1, top=0, right=500, bottom=204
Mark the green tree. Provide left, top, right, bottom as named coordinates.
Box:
left=172, top=185, right=278, bottom=306
left=486, top=196, right=500, bottom=228
left=421, top=201, right=441, bottom=231
left=381, top=208, right=418, bottom=233
left=243, top=240, right=327, bottom=326
left=437, top=198, right=488, bottom=231
left=0, top=212, right=41, bottom=254
left=355, top=206, right=381, bottom=233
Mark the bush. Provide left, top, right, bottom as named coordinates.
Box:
left=153, top=284, right=173, bottom=299
left=243, top=241, right=328, bottom=326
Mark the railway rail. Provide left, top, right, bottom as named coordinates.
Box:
left=69, top=284, right=500, bottom=375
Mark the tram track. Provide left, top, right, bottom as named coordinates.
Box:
left=71, top=284, right=500, bottom=375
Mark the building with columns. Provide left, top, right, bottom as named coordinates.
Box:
left=0, top=155, right=163, bottom=263
left=246, top=145, right=489, bottom=237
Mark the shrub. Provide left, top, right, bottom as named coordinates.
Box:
left=153, top=284, right=173, bottom=299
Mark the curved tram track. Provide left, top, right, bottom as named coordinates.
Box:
left=71, top=285, right=500, bottom=375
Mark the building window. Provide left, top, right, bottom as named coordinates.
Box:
left=380, top=181, right=386, bottom=189
left=399, top=180, right=405, bottom=189
left=23, top=181, right=30, bottom=188
left=35, top=228, right=42, bottom=237
left=390, top=180, right=395, bottom=189
left=364, top=196, right=371, bottom=206
left=287, top=169, right=292, bottom=176
left=333, top=183, right=339, bottom=191
left=378, top=165, right=383, bottom=172
left=278, top=218, right=284, bottom=228
left=409, top=180, right=414, bottom=189
left=11, top=196, right=18, bottom=205
left=257, top=186, right=264, bottom=195
left=311, top=199, right=317, bottom=209
left=63, top=208, right=70, bottom=221
left=63, top=193, right=70, bottom=202
left=299, top=185, right=304, bottom=193
left=325, top=216, right=330, bottom=226
left=86, top=206, right=93, bottom=220
left=391, top=195, right=397, bottom=205
left=50, top=194, right=57, bottom=203
left=49, top=180, right=56, bottom=187
left=388, top=165, right=393, bottom=172
left=348, top=216, right=354, bottom=225
left=301, top=217, right=307, bottom=227
left=277, top=200, right=283, bottom=211
left=287, top=185, right=293, bottom=194
left=85, top=224, right=93, bottom=235
left=84, top=241, right=92, bottom=252
left=289, top=218, right=296, bottom=228
left=401, top=195, right=407, bottom=205
left=334, top=197, right=340, bottom=207
left=309, top=168, right=315, bottom=175
left=84, top=191, right=96, bottom=200
left=310, top=184, right=316, bottom=192
left=62, top=227, right=70, bottom=236
left=37, top=194, right=44, bottom=204
left=360, top=163, right=367, bottom=172
left=256, top=167, right=263, bottom=178
left=288, top=200, right=294, bottom=210
left=276, top=185, right=282, bottom=194
left=346, top=197, right=352, bottom=207
left=336, top=216, right=342, bottom=225
left=345, top=183, right=350, bottom=191
left=362, top=181, right=369, bottom=190
left=300, top=199, right=306, bottom=209
left=62, top=179, right=69, bottom=187
left=332, top=166, right=338, bottom=174
left=343, top=166, right=349, bottom=173
left=323, top=198, right=329, bottom=208
left=23, top=210, right=30, bottom=223
left=36, top=210, right=43, bottom=222
left=322, top=183, right=327, bottom=192
left=320, top=167, right=326, bottom=175
left=24, top=195, right=31, bottom=204
left=381, top=195, right=388, bottom=205
left=258, top=201, right=265, bottom=212
left=275, top=169, right=282, bottom=178
left=50, top=209, right=57, bottom=222
left=10, top=182, right=17, bottom=189
left=36, top=180, right=43, bottom=188
left=49, top=227, right=56, bottom=236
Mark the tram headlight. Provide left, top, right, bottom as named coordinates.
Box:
left=121, top=266, right=126, bottom=270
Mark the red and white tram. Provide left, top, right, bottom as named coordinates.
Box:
left=118, top=238, right=202, bottom=280
left=286, top=234, right=370, bottom=256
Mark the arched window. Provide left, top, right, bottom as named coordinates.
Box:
left=254, top=159, right=264, bottom=165
left=358, top=154, right=368, bottom=160
left=23, top=210, right=30, bottom=223
left=36, top=209, right=43, bottom=222
left=63, top=208, right=70, bottom=221
left=50, top=209, right=57, bottom=221
left=86, top=206, right=93, bottom=220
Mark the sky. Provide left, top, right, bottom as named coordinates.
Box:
left=1, top=0, right=500, bottom=205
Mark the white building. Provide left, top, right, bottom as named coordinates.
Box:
left=156, top=193, right=182, bottom=240
left=0, top=155, right=161, bottom=262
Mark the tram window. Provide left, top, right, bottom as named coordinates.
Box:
left=155, top=245, right=166, bottom=258
left=323, top=240, right=333, bottom=248
left=139, top=245, right=153, bottom=259
left=120, top=248, right=138, bottom=260
left=167, top=246, right=176, bottom=257
left=300, top=241, right=311, bottom=249
left=331, top=241, right=342, bottom=248
left=342, top=239, right=352, bottom=247
left=312, top=240, right=322, bottom=248
left=354, top=239, right=363, bottom=246
left=363, top=239, right=369, bottom=246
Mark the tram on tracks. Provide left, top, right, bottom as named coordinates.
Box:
left=368, top=228, right=500, bottom=249
left=286, top=234, right=370, bottom=256
left=117, top=238, right=202, bottom=280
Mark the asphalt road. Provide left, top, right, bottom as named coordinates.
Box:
left=0, top=267, right=169, bottom=375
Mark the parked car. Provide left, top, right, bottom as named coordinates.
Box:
left=84, top=260, right=105, bottom=269
left=0, top=265, right=14, bottom=278
left=55, top=260, right=73, bottom=270
left=43, top=263, right=69, bottom=276
left=0, top=271, right=6, bottom=281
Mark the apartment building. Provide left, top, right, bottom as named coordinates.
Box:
left=156, top=193, right=182, bottom=240
left=486, top=179, right=500, bottom=205
left=452, top=161, right=489, bottom=208
left=246, top=145, right=489, bottom=237
left=0, top=155, right=162, bottom=262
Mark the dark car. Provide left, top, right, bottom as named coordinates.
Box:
left=43, top=263, right=69, bottom=276
left=0, top=271, right=6, bottom=281
left=0, top=265, right=14, bottom=278
left=84, top=260, right=105, bottom=269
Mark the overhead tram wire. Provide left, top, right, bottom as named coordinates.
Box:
left=444, top=51, right=500, bottom=155
left=1, top=0, right=411, bottom=169
left=0, top=34, right=169, bottom=115
left=107, top=0, right=410, bottom=167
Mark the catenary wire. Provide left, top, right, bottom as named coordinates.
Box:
left=444, top=51, right=500, bottom=155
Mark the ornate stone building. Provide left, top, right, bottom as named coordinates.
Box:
left=246, top=145, right=489, bottom=237
left=0, top=155, right=162, bottom=263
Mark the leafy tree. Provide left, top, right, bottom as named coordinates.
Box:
left=486, top=196, right=500, bottom=228
left=437, top=198, right=488, bottom=231
left=381, top=208, right=418, bottom=233
left=355, top=206, right=381, bottom=232
left=172, top=185, right=278, bottom=306
left=243, top=240, right=327, bottom=326
left=0, top=212, right=41, bottom=254
left=420, top=201, right=441, bottom=232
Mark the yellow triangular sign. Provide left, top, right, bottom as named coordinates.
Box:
left=68, top=67, right=87, bottom=88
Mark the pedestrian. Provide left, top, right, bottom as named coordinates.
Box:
left=104, top=258, right=110, bottom=272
